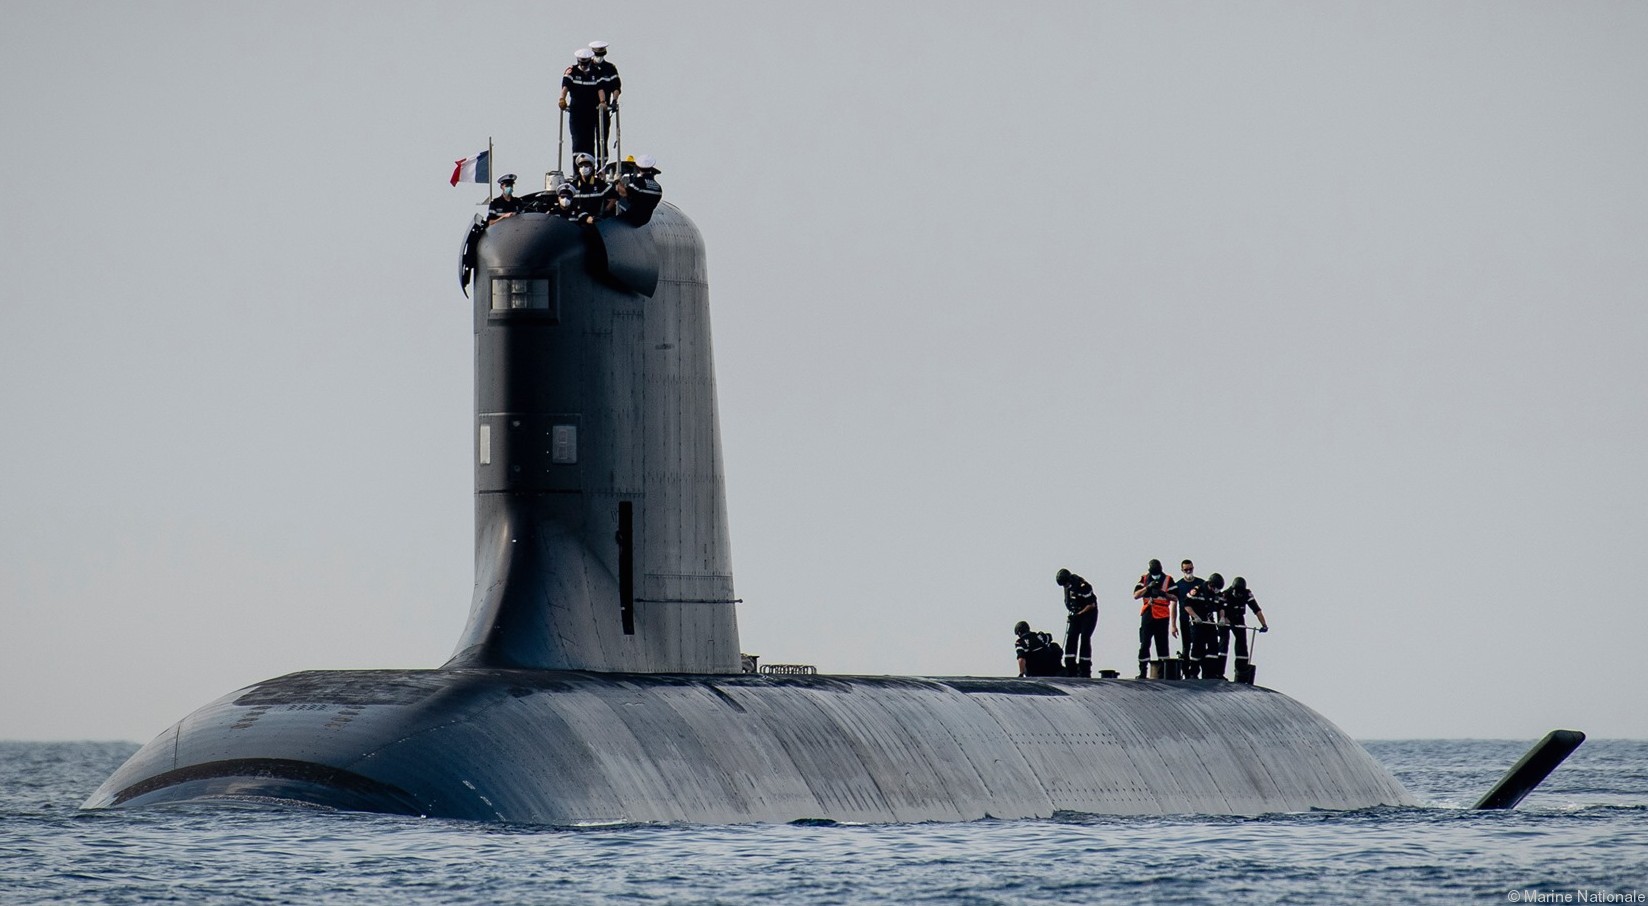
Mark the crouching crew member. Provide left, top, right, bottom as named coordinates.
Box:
left=1056, top=568, right=1098, bottom=677
left=1134, top=559, right=1176, bottom=678
left=1221, top=576, right=1268, bottom=680
left=1173, top=559, right=1206, bottom=678
left=1015, top=621, right=1063, bottom=677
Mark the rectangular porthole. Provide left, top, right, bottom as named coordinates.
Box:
left=490, top=278, right=549, bottom=311
left=551, top=425, right=577, bottom=464
left=479, top=424, right=491, bottom=465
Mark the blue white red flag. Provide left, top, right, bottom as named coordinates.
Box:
left=450, top=150, right=490, bottom=186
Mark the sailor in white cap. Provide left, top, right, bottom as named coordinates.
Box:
left=558, top=48, right=607, bottom=159
left=614, top=153, right=663, bottom=227
left=588, top=42, right=621, bottom=161
left=487, top=173, right=522, bottom=219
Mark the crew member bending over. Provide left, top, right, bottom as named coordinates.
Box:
left=1056, top=568, right=1098, bottom=677
left=1014, top=621, right=1062, bottom=677
left=1219, top=576, right=1269, bottom=681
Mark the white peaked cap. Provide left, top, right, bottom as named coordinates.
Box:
left=636, top=154, right=657, bottom=169
left=574, top=48, right=594, bottom=60
left=589, top=41, right=609, bottom=51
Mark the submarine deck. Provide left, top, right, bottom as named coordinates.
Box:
left=87, top=668, right=1414, bottom=824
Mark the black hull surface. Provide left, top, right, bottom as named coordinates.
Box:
left=86, top=671, right=1414, bottom=823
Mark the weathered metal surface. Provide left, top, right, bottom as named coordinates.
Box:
left=85, top=671, right=1415, bottom=823
left=451, top=205, right=738, bottom=673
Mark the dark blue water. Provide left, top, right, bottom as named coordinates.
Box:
left=2, top=739, right=1643, bottom=904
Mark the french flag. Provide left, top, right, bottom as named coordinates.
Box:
left=450, top=150, right=490, bottom=186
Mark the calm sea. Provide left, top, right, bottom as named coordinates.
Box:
left=1, top=739, right=1643, bottom=904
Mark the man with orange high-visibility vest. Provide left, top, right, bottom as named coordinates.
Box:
left=1133, top=559, right=1177, bottom=679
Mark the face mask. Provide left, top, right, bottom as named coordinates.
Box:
left=558, top=196, right=571, bottom=208
left=502, top=186, right=513, bottom=195
left=579, top=165, right=592, bottom=177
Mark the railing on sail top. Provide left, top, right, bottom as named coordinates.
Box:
left=551, top=99, right=620, bottom=190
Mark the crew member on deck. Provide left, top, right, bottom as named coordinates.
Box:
left=488, top=173, right=521, bottom=219
left=1015, top=621, right=1061, bottom=677
left=1134, top=559, right=1176, bottom=678
left=614, top=153, right=663, bottom=226
left=1173, top=559, right=1207, bottom=678
left=1219, top=576, right=1268, bottom=681
left=559, top=48, right=607, bottom=159
left=1056, top=568, right=1098, bottom=677
left=1195, top=573, right=1228, bottom=678
left=589, top=41, right=621, bottom=160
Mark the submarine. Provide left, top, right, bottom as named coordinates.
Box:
left=87, top=169, right=1506, bottom=823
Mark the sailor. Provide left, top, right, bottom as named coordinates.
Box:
left=552, top=182, right=579, bottom=221
left=1014, top=621, right=1062, bottom=677
left=1172, top=559, right=1207, bottom=677
left=488, top=174, right=522, bottom=219
left=1220, top=576, right=1269, bottom=680
left=589, top=41, right=621, bottom=160
left=568, top=152, right=612, bottom=223
left=1055, top=568, right=1098, bottom=677
left=1196, top=573, right=1228, bottom=678
left=614, top=153, right=664, bottom=226
left=1133, top=559, right=1176, bottom=678
left=558, top=48, right=607, bottom=159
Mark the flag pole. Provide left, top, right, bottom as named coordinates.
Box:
left=487, top=136, right=494, bottom=203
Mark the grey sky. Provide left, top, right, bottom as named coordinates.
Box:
left=2, top=1, right=1644, bottom=743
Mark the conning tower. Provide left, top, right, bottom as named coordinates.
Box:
left=448, top=208, right=740, bottom=673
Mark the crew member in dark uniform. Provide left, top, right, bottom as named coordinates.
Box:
left=589, top=41, right=621, bottom=161
left=1133, top=559, right=1176, bottom=679
left=558, top=48, right=607, bottom=159
left=1014, top=620, right=1060, bottom=677
left=1172, top=559, right=1206, bottom=678
left=1055, top=568, right=1098, bottom=677
left=552, top=183, right=579, bottom=221
left=567, top=152, right=611, bottom=223
left=488, top=173, right=521, bottom=220
left=1195, top=573, right=1227, bottom=678
left=1220, top=576, right=1268, bottom=681
left=614, top=153, right=663, bottom=226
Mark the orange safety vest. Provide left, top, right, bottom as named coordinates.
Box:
left=1137, top=575, right=1173, bottom=620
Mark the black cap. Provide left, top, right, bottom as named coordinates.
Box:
left=1148, top=559, right=1162, bottom=573
left=1055, top=568, right=1070, bottom=586
left=1015, top=620, right=1030, bottom=635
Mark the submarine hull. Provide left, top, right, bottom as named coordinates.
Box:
left=86, top=671, right=1414, bottom=823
